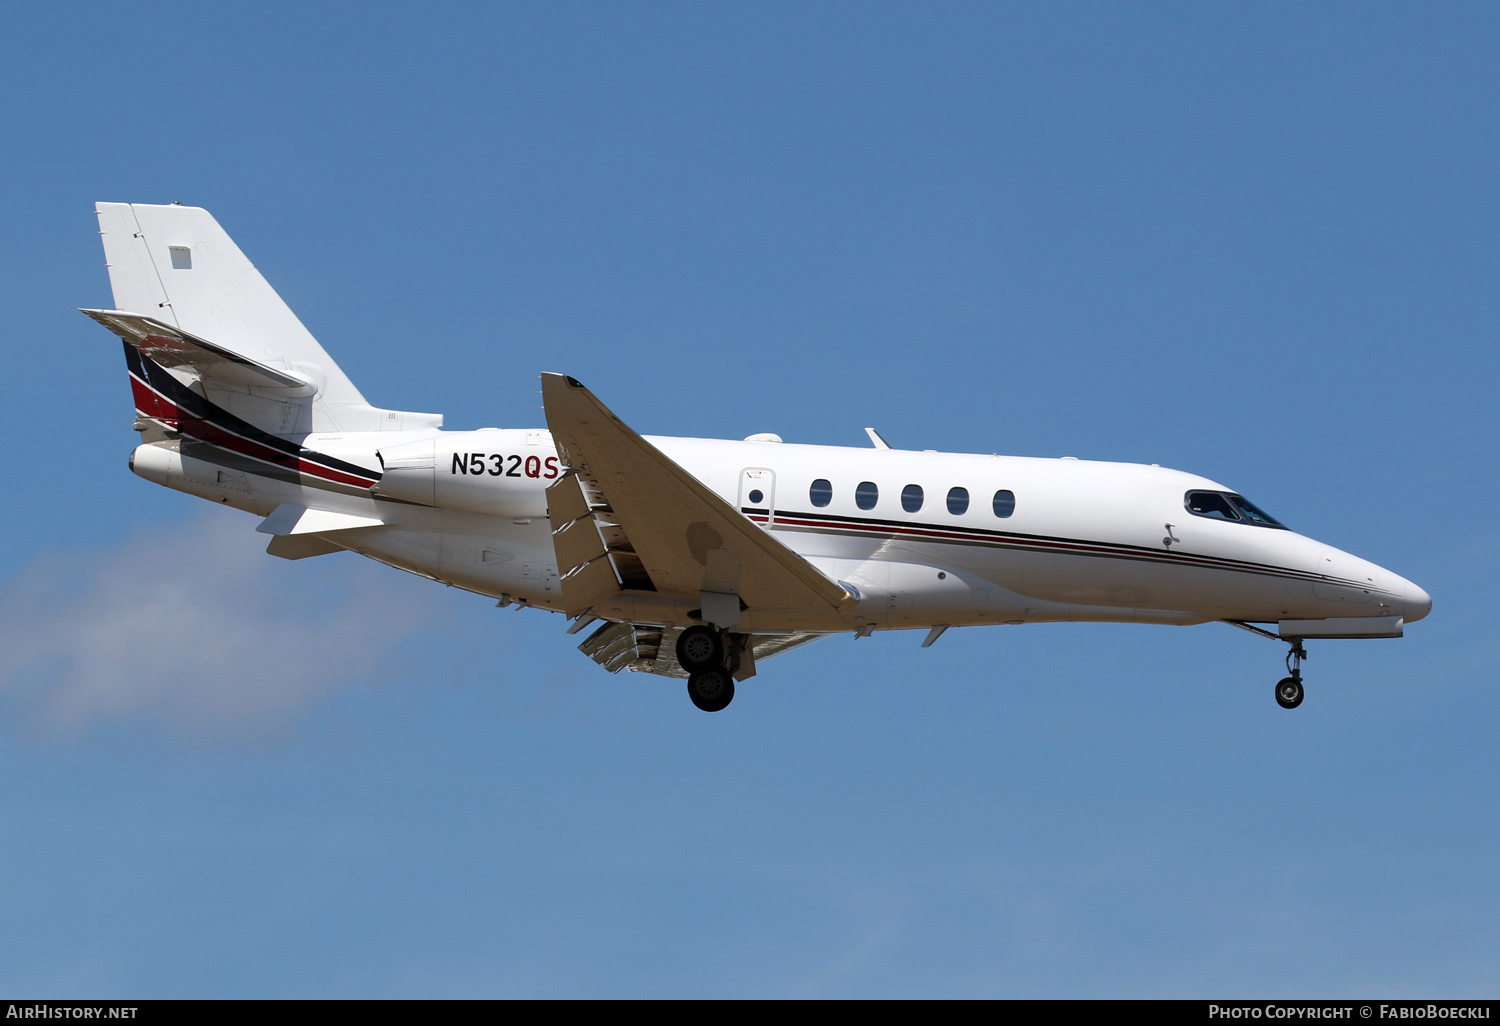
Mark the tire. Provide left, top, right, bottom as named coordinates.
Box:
left=1275, top=676, right=1304, bottom=710
left=676, top=625, right=723, bottom=673
left=687, top=670, right=735, bottom=712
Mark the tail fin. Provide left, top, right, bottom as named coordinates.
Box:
left=93, top=202, right=441, bottom=435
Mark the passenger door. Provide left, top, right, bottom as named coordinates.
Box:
left=738, top=468, right=776, bottom=526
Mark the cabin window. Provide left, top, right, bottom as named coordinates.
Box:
left=947, top=486, right=969, bottom=515
left=169, top=246, right=192, bottom=269
left=809, top=479, right=832, bottom=507
left=993, top=489, right=1015, bottom=518
left=855, top=481, right=879, bottom=510
left=748, top=489, right=764, bottom=505
left=901, top=484, right=924, bottom=513
left=1185, top=491, right=1240, bottom=521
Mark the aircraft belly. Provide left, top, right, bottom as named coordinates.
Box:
left=434, top=510, right=559, bottom=603
left=335, top=527, right=444, bottom=584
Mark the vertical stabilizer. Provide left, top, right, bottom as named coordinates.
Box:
left=94, top=202, right=441, bottom=435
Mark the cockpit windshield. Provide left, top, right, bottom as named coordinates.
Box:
left=1185, top=490, right=1288, bottom=529
left=1226, top=493, right=1286, bottom=529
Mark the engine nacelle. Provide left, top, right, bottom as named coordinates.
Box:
left=129, top=441, right=266, bottom=514
left=374, top=429, right=558, bottom=518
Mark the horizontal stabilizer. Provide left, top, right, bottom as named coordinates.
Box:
left=266, top=534, right=346, bottom=560
left=256, top=504, right=385, bottom=537
left=81, top=309, right=318, bottom=395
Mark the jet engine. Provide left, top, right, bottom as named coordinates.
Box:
left=373, top=430, right=555, bottom=518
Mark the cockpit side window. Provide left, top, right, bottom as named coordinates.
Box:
left=1185, top=491, right=1241, bottom=521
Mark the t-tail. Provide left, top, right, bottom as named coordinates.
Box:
left=84, top=202, right=441, bottom=443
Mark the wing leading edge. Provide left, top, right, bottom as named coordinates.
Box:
left=540, top=372, right=855, bottom=626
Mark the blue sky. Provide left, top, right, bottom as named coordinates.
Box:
left=0, top=2, right=1496, bottom=997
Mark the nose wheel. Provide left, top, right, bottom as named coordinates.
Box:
left=1275, top=638, right=1307, bottom=710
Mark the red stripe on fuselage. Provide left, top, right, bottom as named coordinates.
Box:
left=295, top=458, right=377, bottom=488
left=129, top=372, right=378, bottom=489
left=129, top=375, right=179, bottom=423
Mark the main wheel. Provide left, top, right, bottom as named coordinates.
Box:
left=1275, top=676, right=1304, bottom=709
left=687, top=669, right=735, bottom=712
left=676, top=625, right=724, bottom=673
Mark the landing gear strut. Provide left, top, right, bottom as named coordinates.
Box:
left=1275, top=639, right=1307, bottom=710
left=1223, top=621, right=1309, bottom=711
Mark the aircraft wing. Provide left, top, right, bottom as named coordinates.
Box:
left=80, top=309, right=317, bottom=395
left=540, top=373, right=854, bottom=623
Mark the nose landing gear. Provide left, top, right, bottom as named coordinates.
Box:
left=1275, top=638, right=1307, bottom=709
left=1224, top=621, right=1309, bottom=710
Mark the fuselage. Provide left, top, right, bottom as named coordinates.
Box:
left=130, top=426, right=1432, bottom=637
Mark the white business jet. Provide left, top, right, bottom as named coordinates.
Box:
left=83, top=203, right=1430, bottom=712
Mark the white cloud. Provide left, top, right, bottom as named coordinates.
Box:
left=0, top=510, right=437, bottom=737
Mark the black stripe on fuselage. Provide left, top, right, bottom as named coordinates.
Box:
left=748, top=507, right=1385, bottom=593
left=124, top=343, right=381, bottom=486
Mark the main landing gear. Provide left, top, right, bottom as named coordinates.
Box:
left=1275, top=639, right=1307, bottom=710
left=676, top=625, right=736, bottom=713
left=686, top=667, right=735, bottom=713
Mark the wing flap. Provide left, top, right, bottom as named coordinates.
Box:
left=576, top=622, right=827, bottom=679
left=540, top=373, right=853, bottom=617
left=553, top=517, right=609, bottom=581
left=546, top=473, right=630, bottom=616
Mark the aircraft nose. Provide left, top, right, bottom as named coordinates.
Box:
left=1404, top=581, right=1432, bottom=623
